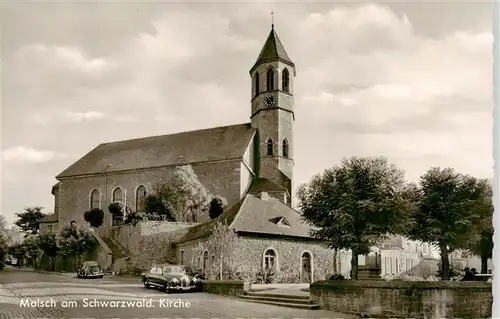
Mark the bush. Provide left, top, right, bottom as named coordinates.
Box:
left=208, top=196, right=228, bottom=220
left=382, top=274, right=440, bottom=281
left=436, top=261, right=462, bottom=279
left=84, top=208, right=104, bottom=228
left=329, top=274, right=346, bottom=281
left=124, top=212, right=143, bottom=226
left=108, top=203, right=124, bottom=219
left=254, top=268, right=275, bottom=284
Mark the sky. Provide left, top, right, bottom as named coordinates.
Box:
left=0, top=1, right=494, bottom=226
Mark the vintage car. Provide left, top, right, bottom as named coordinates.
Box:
left=141, top=264, right=201, bottom=293
left=77, top=261, right=104, bottom=279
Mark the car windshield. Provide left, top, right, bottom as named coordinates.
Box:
left=163, top=267, right=185, bottom=274
left=89, top=266, right=100, bottom=273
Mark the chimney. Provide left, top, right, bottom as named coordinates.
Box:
left=259, top=191, right=270, bottom=201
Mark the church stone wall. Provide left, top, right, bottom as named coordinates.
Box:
left=57, top=160, right=242, bottom=230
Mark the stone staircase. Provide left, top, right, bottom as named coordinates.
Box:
left=102, top=236, right=130, bottom=260
left=239, top=292, right=320, bottom=310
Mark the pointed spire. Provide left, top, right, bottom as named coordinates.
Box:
left=250, top=24, right=295, bottom=74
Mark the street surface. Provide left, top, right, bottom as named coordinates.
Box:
left=0, top=269, right=355, bottom=319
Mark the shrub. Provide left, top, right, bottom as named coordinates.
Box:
left=254, top=268, right=275, bottom=284
left=83, top=208, right=104, bottom=228
left=437, top=261, right=462, bottom=279
left=124, top=212, right=144, bottom=226
left=208, top=196, right=228, bottom=220
left=382, top=274, right=440, bottom=281
left=329, top=274, right=346, bottom=281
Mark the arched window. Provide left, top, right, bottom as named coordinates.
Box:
left=282, top=68, right=290, bottom=93
left=112, top=187, right=123, bottom=203
left=90, top=189, right=100, bottom=209
left=136, top=185, right=146, bottom=212
left=266, top=68, right=274, bottom=91
left=254, top=72, right=260, bottom=96
left=267, top=139, right=273, bottom=156
left=263, top=249, right=277, bottom=270
left=301, top=252, right=312, bottom=283
left=203, top=251, right=209, bottom=274
left=282, top=139, right=289, bottom=158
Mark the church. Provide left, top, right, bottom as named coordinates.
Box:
left=40, top=25, right=337, bottom=282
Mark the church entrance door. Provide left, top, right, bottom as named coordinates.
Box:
left=301, top=252, right=312, bottom=283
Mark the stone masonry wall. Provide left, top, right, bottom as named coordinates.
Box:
left=310, top=280, right=492, bottom=318
left=111, top=222, right=193, bottom=274
left=57, top=160, right=241, bottom=230
left=177, top=236, right=334, bottom=283
left=237, top=237, right=334, bottom=283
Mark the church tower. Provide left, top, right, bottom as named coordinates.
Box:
left=249, top=24, right=296, bottom=204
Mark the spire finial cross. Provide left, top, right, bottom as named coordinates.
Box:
left=271, top=11, right=274, bottom=28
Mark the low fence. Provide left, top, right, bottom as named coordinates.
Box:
left=310, top=280, right=492, bottom=318
left=200, top=280, right=244, bottom=296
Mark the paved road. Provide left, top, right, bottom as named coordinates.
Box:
left=0, top=269, right=355, bottom=319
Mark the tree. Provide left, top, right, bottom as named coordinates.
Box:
left=38, top=233, right=59, bottom=271
left=296, top=156, right=410, bottom=280
left=0, top=215, right=8, bottom=268
left=23, top=236, right=40, bottom=268
left=209, top=196, right=228, bottom=220
left=15, top=207, right=47, bottom=236
left=153, top=165, right=211, bottom=222
left=108, top=203, right=132, bottom=226
left=9, top=243, right=26, bottom=266
left=144, top=195, right=175, bottom=221
left=84, top=208, right=104, bottom=228
left=464, top=183, right=493, bottom=274
left=0, top=234, right=7, bottom=269
left=57, top=226, right=97, bottom=270
left=405, top=168, right=489, bottom=280
left=205, top=221, right=241, bottom=280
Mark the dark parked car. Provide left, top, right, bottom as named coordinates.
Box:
left=77, top=261, right=104, bottom=279
left=141, top=264, right=201, bottom=293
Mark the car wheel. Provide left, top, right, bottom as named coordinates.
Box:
left=164, top=283, right=171, bottom=293
left=144, top=280, right=150, bottom=289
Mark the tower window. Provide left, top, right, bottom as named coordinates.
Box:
left=282, top=68, right=290, bottom=93
left=282, top=139, right=289, bottom=158
left=267, top=139, right=273, bottom=156
left=266, top=68, right=274, bottom=91
left=254, top=72, right=260, bottom=96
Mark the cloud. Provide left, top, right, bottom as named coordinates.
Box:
left=2, top=146, right=67, bottom=163
left=65, top=111, right=105, bottom=122
left=1, top=3, right=493, bottom=225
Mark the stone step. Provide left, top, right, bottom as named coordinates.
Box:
left=238, top=297, right=320, bottom=310
left=245, top=292, right=310, bottom=300
left=240, top=294, right=315, bottom=305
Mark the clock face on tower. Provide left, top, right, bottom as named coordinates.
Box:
left=264, top=95, right=276, bottom=107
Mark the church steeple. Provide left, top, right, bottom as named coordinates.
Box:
left=249, top=24, right=296, bottom=205
left=249, top=26, right=295, bottom=75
